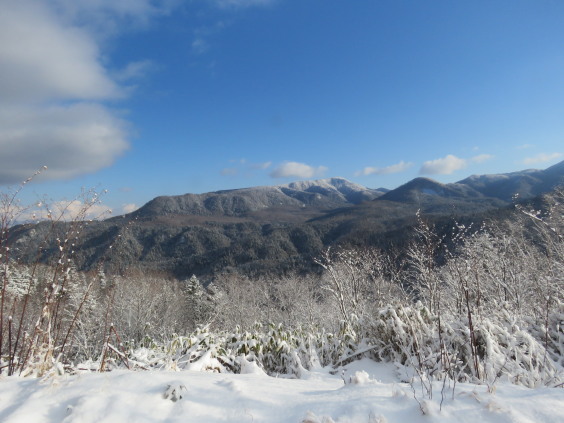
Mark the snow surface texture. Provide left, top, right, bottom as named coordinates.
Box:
left=0, top=359, right=562, bottom=423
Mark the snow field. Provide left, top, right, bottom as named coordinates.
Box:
left=0, top=360, right=562, bottom=423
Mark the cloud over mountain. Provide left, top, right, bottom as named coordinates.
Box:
left=471, top=154, right=494, bottom=164
left=419, top=154, right=493, bottom=175
left=522, top=152, right=562, bottom=165
left=420, top=155, right=467, bottom=175
left=356, top=160, right=413, bottom=176
left=270, top=162, right=328, bottom=179
left=221, top=160, right=272, bottom=177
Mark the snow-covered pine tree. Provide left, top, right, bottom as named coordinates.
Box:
left=183, top=275, right=214, bottom=330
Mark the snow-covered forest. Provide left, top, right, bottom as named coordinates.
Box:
left=1, top=185, right=563, bottom=422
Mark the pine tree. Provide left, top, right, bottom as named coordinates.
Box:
left=183, top=275, right=213, bottom=330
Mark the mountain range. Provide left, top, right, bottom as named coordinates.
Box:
left=132, top=178, right=386, bottom=221
left=9, top=161, right=564, bottom=279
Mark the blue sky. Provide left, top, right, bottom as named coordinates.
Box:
left=1, top=0, right=563, bottom=216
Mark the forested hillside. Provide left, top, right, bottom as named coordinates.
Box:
left=7, top=162, right=564, bottom=278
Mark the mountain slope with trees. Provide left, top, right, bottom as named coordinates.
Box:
left=7, top=161, right=564, bottom=278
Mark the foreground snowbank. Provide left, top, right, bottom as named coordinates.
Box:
left=0, top=360, right=562, bottom=423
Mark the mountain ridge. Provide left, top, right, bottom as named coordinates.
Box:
left=9, top=161, right=564, bottom=278
left=131, top=177, right=385, bottom=220
left=132, top=161, right=564, bottom=219
left=379, top=161, right=564, bottom=204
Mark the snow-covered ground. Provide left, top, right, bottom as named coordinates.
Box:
left=0, top=359, right=562, bottom=423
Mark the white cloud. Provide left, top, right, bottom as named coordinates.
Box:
left=0, top=1, right=121, bottom=103
left=420, top=155, right=467, bottom=175
left=522, top=152, right=562, bottom=165
left=0, top=104, right=128, bottom=184
left=114, top=60, right=156, bottom=82
left=250, top=161, right=272, bottom=170
left=270, top=162, right=328, bottom=179
left=220, top=168, right=238, bottom=176
left=122, top=203, right=138, bottom=214
left=56, top=199, right=112, bottom=220
left=20, top=199, right=112, bottom=222
left=221, top=160, right=272, bottom=177
left=517, top=144, right=534, bottom=150
left=190, top=21, right=227, bottom=57
left=419, top=153, right=494, bottom=175
left=216, top=0, right=276, bottom=8
left=470, top=154, right=494, bottom=164
left=356, top=160, right=413, bottom=176
left=0, top=0, right=137, bottom=184
left=229, top=158, right=245, bottom=164
left=192, top=38, right=210, bottom=54
left=51, top=0, right=177, bottom=35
